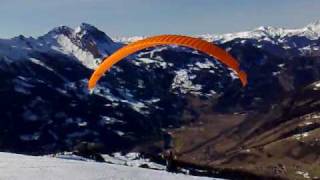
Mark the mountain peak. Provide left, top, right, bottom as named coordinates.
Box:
left=80, top=23, right=98, bottom=31
left=47, top=26, right=74, bottom=36
left=255, top=25, right=284, bottom=33
left=256, top=26, right=275, bottom=31
left=12, top=35, right=27, bottom=41
left=306, top=20, right=320, bottom=32
left=46, top=23, right=102, bottom=37
left=75, top=23, right=99, bottom=34
left=75, top=23, right=114, bottom=44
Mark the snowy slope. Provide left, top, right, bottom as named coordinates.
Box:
left=0, top=152, right=215, bottom=180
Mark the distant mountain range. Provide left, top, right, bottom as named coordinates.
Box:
left=119, top=20, right=320, bottom=57
left=0, top=21, right=319, bottom=154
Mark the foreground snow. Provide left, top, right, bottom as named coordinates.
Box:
left=0, top=152, right=215, bottom=180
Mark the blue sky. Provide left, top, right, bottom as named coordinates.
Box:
left=1, top=0, right=320, bottom=38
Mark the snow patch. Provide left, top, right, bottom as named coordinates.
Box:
left=296, top=170, right=310, bottom=179
left=172, top=69, right=202, bottom=95
left=294, top=132, right=309, bottom=140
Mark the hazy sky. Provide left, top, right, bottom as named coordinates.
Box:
left=1, top=0, right=320, bottom=38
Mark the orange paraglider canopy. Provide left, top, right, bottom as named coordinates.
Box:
left=88, top=34, right=247, bottom=90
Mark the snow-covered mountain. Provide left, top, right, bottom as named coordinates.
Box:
left=0, top=23, right=121, bottom=69
left=118, top=21, right=320, bottom=43
left=200, top=21, right=320, bottom=57
left=119, top=21, right=320, bottom=57
left=0, top=21, right=320, bottom=154
left=199, top=20, right=320, bottom=42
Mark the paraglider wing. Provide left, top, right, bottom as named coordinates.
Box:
left=88, top=35, right=247, bottom=90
